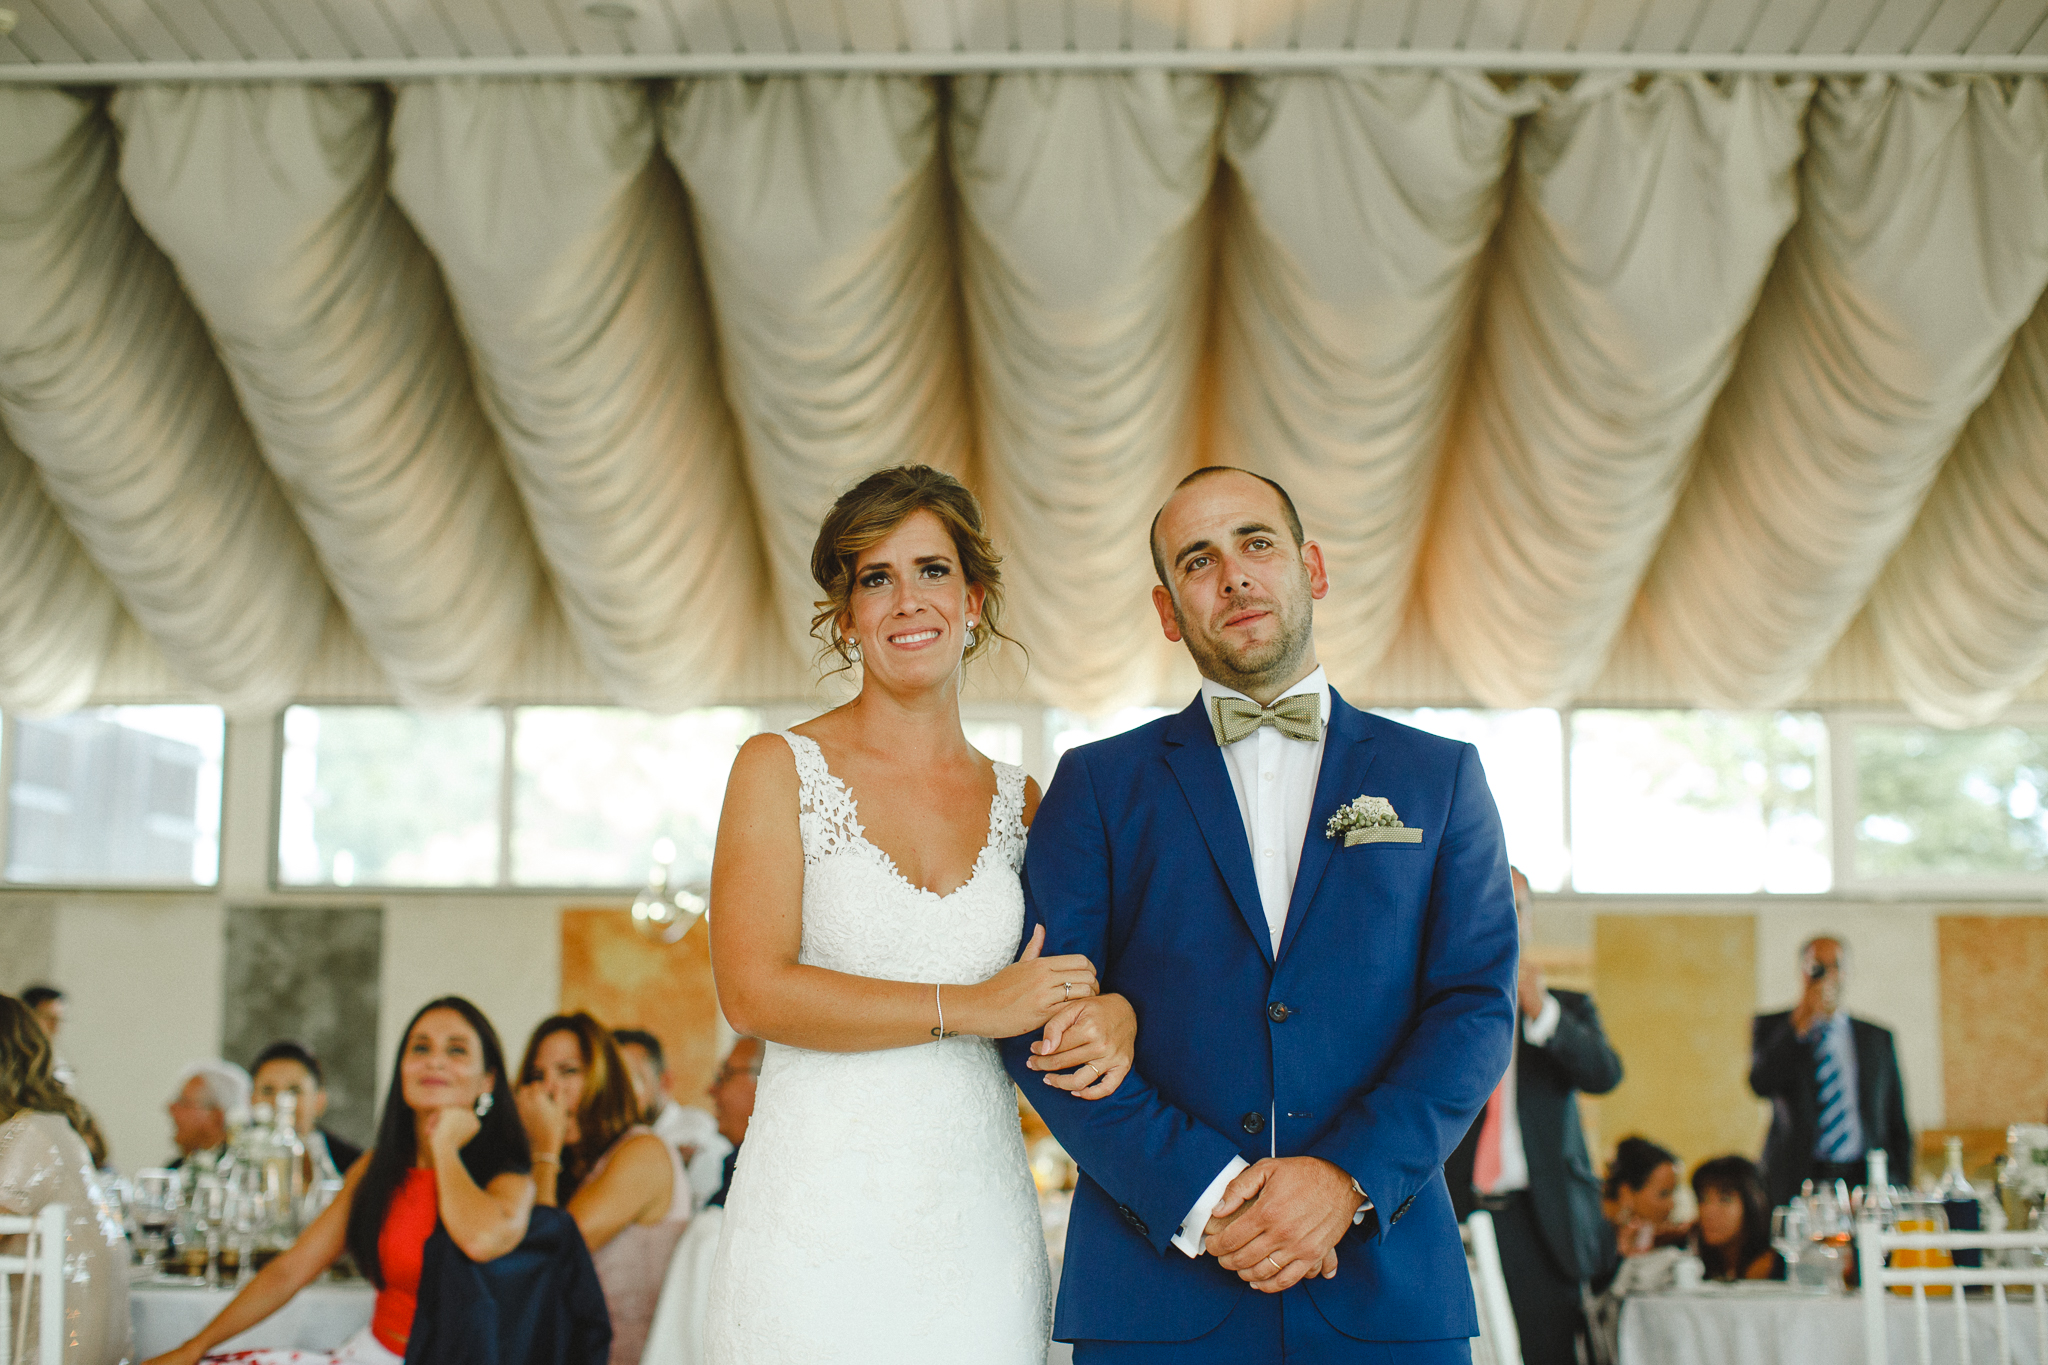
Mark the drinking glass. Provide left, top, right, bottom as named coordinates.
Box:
left=1772, top=1204, right=1809, bottom=1284
left=131, top=1168, right=179, bottom=1273
left=1891, top=1197, right=1951, bottom=1297
left=1805, top=1187, right=1851, bottom=1294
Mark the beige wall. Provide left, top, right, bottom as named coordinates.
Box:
left=1591, top=913, right=1766, bottom=1172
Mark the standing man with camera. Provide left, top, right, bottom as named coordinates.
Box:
left=1749, top=936, right=1912, bottom=1208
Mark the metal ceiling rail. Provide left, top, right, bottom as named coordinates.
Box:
left=3, top=45, right=2048, bottom=82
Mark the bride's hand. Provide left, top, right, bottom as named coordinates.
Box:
left=1026, top=992, right=1135, bottom=1100
left=960, top=925, right=1098, bottom=1039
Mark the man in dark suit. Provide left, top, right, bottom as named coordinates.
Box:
left=1750, top=935, right=1912, bottom=1209
left=1447, top=868, right=1623, bottom=1365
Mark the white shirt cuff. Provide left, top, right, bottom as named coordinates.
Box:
left=1173, top=1157, right=1249, bottom=1257
left=1523, top=990, right=1562, bottom=1046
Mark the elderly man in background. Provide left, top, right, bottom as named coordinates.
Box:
left=166, top=1059, right=250, bottom=1168
left=704, top=1036, right=762, bottom=1209
left=1447, top=868, right=1624, bottom=1365
left=615, top=1027, right=724, bottom=1210
left=250, top=1039, right=362, bottom=1178
left=1750, top=935, right=1912, bottom=1208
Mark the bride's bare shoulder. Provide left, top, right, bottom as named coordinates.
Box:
left=728, top=732, right=801, bottom=795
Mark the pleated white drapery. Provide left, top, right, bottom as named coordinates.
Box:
left=0, top=88, right=332, bottom=711
left=1216, top=71, right=1531, bottom=701
left=7, top=72, right=2048, bottom=725
left=111, top=82, right=545, bottom=708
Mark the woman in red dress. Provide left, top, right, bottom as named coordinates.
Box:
left=144, top=997, right=534, bottom=1365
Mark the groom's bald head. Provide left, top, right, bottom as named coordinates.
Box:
left=1150, top=467, right=1305, bottom=590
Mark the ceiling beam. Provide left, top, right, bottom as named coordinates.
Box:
left=4, top=45, right=2048, bottom=82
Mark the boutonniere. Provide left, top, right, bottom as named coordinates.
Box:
left=1325, top=795, right=1424, bottom=847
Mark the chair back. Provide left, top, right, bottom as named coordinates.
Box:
left=0, top=1204, right=67, bottom=1365
left=1857, top=1217, right=2048, bottom=1365
left=1463, top=1210, right=1524, bottom=1365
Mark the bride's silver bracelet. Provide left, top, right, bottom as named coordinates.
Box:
left=930, top=982, right=959, bottom=1040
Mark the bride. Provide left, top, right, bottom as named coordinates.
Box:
left=705, top=465, right=1138, bottom=1363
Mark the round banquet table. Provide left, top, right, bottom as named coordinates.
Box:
left=1620, top=1284, right=2040, bottom=1365
left=130, top=1280, right=376, bottom=1358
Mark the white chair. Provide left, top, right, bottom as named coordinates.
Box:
left=641, top=1205, right=723, bottom=1365
left=1858, top=1217, right=2048, bottom=1365
left=1463, top=1210, right=1524, bottom=1365
left=0, top=1204, right=66, bottom=1365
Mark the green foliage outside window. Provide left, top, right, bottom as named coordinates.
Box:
left=1854, top=724, right=2048, bottom=879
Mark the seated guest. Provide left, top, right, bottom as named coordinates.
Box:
left=167, top=1058, right=250, bottom=1169
left=251, top=1039, right=364, bottom=1180
left=1603, top=1136, right=1681, bottom=1259
left=614, top=1028, right=722, bottom=1192
left=1690, top=1155, right=1781, bottom=1281
left=704, top=1037, right=762, bottom=1209
left=518, top=1013, right=689, bottom=1365
left=20, top=984, right=74, bottom=1090
left=0, top=993, right=130, bottom=1363
left=141, top=997, right=534, bottom=1365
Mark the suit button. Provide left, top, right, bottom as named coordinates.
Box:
left=1268, top=1002, right=1292, bottom=1022
left=1241, top=1111, right=1265, bottom=1135
left=1118, top=1205, right=1149, bottom=1236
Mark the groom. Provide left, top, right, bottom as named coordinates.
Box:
left=1001, top=467, right=1519, bottom=1362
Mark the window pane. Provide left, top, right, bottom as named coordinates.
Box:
left=1570, top=710, right=1829, bottom=893
left=1049, top=708, right=1177, bottom=764
left=1378, top=710, right=1568, bottom=892
left=511, top=707, right=762, bottom=888
left=5, top=705, right=224, bottom=886
left=964, top=720, right=1024, bottom=767
left=1853, top=722, right=2048, bottom=880
left=278, top=706, right=503, bottom=887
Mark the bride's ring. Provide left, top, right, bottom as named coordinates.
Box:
left=1062, top=982, right=1071, bottom=1000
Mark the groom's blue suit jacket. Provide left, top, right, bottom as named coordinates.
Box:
left=998, top=689, right=1518, bottom=1344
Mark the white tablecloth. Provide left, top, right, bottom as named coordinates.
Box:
left=130, top=1282, right=376, bottom=1357
left=1620, top=1285, right=2046, bottom=1365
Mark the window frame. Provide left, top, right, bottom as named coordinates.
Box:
left=1825, top=704, right=2048, bottom=900
left=0, top=707, right=228, bottom=892
left=264, top=699, right=1049, bottom=895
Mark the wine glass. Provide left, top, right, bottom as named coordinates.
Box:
left=1805, top=1187, right=1850, bottom=1293
left=1771, top=1203, right=1809, bottom=1284
left=131, top=1168, right=179, bottom=1273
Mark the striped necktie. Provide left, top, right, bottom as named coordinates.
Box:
left=1814, top=1023, right=1858, bottom=1162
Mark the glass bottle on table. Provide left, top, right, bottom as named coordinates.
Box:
left=269, top=1090, right=307, bottom=1234
left=1936, top=1136, right=1984, bottom=1268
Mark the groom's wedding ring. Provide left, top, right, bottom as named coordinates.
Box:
left=1264, top=1256, right=1284, bottom=1274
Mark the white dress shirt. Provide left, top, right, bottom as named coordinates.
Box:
left=1172, top=668, right=1330, bottom=1257
left=1474, top=992, right=1562, bottom=1195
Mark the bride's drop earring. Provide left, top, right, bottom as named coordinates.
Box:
left=964, top=620, right=977, bottom=648
left=474, top=1091, right=494, bottom=1119
left=846, top=636, right=862, bottom=663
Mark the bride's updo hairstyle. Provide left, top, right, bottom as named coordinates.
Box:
left=809, top=464, right=1018, bottom=675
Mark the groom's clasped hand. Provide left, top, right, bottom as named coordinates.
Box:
left=1202, top=1156, right=1364, bottom=1294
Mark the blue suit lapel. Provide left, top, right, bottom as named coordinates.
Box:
left=1161, top=698, right=1274, bottom=967
left=1275, top=690, right=1375, bottom=965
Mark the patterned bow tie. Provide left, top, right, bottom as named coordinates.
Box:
left=1210, top=692, right=1323, bottom=746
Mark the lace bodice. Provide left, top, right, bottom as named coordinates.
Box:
left=704, top=731, right=1050, bottom=1364
left=781, top=729, right=1030, bottom=985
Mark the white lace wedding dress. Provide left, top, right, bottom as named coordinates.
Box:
left=704, top=732, right=1052, bottom=1364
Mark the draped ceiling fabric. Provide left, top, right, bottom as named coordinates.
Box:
left=4, top=72, right=2048, bottom=724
